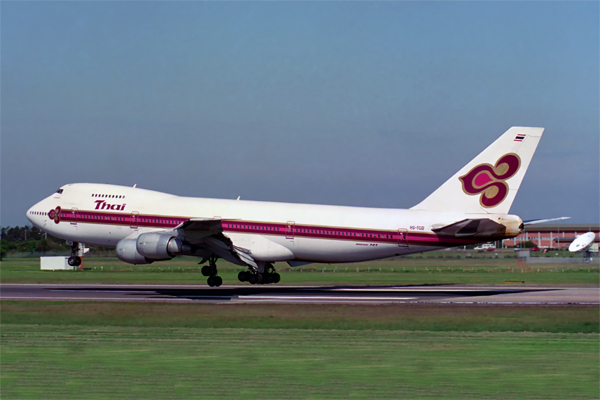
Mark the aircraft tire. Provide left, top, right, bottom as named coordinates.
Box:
left=238, top=271, right=250, bottom=282
left=271, top=273, right=280, bottom=284
left=68, top=256, right=81, bottom=267
left=207, top=276, right=222, bottom=287
left=248, top=274, right=258, bottom=284
left=201, top=265, right=215, bottom=277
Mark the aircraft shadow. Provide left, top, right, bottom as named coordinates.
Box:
left=56, top=285, right=553, bottom=302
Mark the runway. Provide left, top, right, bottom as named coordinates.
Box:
left=1, top=283, right=598, bottom=305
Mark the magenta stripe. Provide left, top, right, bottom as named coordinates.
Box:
left=55, top=210, right=492, bottom=247
left=56, top=210, right=187, bottom=228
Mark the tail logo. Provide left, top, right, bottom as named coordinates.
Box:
left=459, top=153, right=521, bottom=208
left=48, top=206, right=62, bottom=224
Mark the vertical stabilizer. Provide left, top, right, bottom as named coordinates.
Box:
left=411, top=127, right=544, bottom=214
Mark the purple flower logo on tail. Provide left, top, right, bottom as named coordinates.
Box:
left=459, top=153, right=521, bottom=208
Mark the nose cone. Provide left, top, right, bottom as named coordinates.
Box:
left=26, top=200, right=50, bottom=230
left=26, top=206, right=35, bottom=224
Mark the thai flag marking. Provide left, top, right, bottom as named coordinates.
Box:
left=514, top=135, right=526, bottom=142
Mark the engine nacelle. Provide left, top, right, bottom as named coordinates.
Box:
left=136, top=232, right=191, bottom=260
left=116, top=238, right=153, bottom=265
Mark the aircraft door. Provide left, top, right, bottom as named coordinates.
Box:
left=130, top=212, right=139, bottom=229
left=71, top=208, right=78, bottom=226
left=286, top=221, right=295, bottom=239
left=397, top=229, right=408, bottom=247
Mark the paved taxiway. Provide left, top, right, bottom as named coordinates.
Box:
left=1, top=283, right=598, bottom=305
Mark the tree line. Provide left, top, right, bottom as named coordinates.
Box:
left=1, top=225, right=68, bottom=256
left=1, top=225, right=114, bottom=259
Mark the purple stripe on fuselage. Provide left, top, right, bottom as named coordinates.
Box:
left=56, top=210, right=487, bottom=247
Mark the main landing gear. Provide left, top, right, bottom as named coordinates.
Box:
left=201, top=257, right=222, bottom=287
left=68, top=242, right=82, bottom=267
left=238, top=263, right=280, bottom=285
left=200, top=258, right=281, bottom=287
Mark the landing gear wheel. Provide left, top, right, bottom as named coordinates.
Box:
left=260, top=263, right=280, bottom=284
left=68, top=256, right=81, bottom=267
left=238, top=271, right=250, bottom=282
left=68, top=242, right=82, bottom=267
left=240, top=263, right=281, bottom=285
left=270, top=272, right=280, bottom=284
left=201, top=265, right=216, bottom=277
left=207, top=276, right=223, bottom=287
left=202, top=256, right=221, bottom=286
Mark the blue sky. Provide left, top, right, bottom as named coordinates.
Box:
left=2, top=1, right=598, bottom=227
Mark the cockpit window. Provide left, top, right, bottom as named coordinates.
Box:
left=55, top=189, right=63, bottom=194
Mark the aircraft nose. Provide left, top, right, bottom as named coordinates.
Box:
left=26, top=200, right=49, bottom=229
left=26, top=206, right=34, bottom=223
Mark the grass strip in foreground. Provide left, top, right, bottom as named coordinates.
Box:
left=2, top=324, right=598, bottom=400
left=2, top=302, right=599, bottom=333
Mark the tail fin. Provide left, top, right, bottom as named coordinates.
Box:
left=411, top=126, right=544, bottom=214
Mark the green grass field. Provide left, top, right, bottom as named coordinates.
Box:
left=2, top=256, right=599, bottom=399
left=2, top=324, right=597, bottom=400
left=2, top=302, right=599, bottom=400
left=3, top=302, right=598, bottom=333
left=2, top=256, right=599, bottom=286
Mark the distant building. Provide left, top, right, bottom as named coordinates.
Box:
left=502, top=224, right=600, bottom=249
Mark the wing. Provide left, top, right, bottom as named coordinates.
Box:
left=174, top=218, right=259, bottom=268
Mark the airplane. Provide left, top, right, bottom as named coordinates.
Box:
left=27, top=126, right=561, bottom=287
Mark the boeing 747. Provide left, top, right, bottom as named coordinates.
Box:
left=27, top=127, right=553, bottom=286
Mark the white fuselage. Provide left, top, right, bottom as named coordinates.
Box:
left=27, top=183, right=519, bottom=265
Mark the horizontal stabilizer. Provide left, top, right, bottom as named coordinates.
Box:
left=432, top=218, right=508, bottom=237
left=523, top=217, right=570, bottom=226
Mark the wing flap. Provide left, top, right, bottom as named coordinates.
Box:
left=176, top=218, right=258, bottom=268
left=232, top=245, right=258, bottom=269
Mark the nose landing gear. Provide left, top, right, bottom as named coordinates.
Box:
left=67, top=242, right=82, bottom=267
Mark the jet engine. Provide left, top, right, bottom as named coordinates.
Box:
left=116, top=238, right=153, bottom=265
left=116, top=233, right=192, bottom=265
left=136, top=232, right=192, bottom=260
